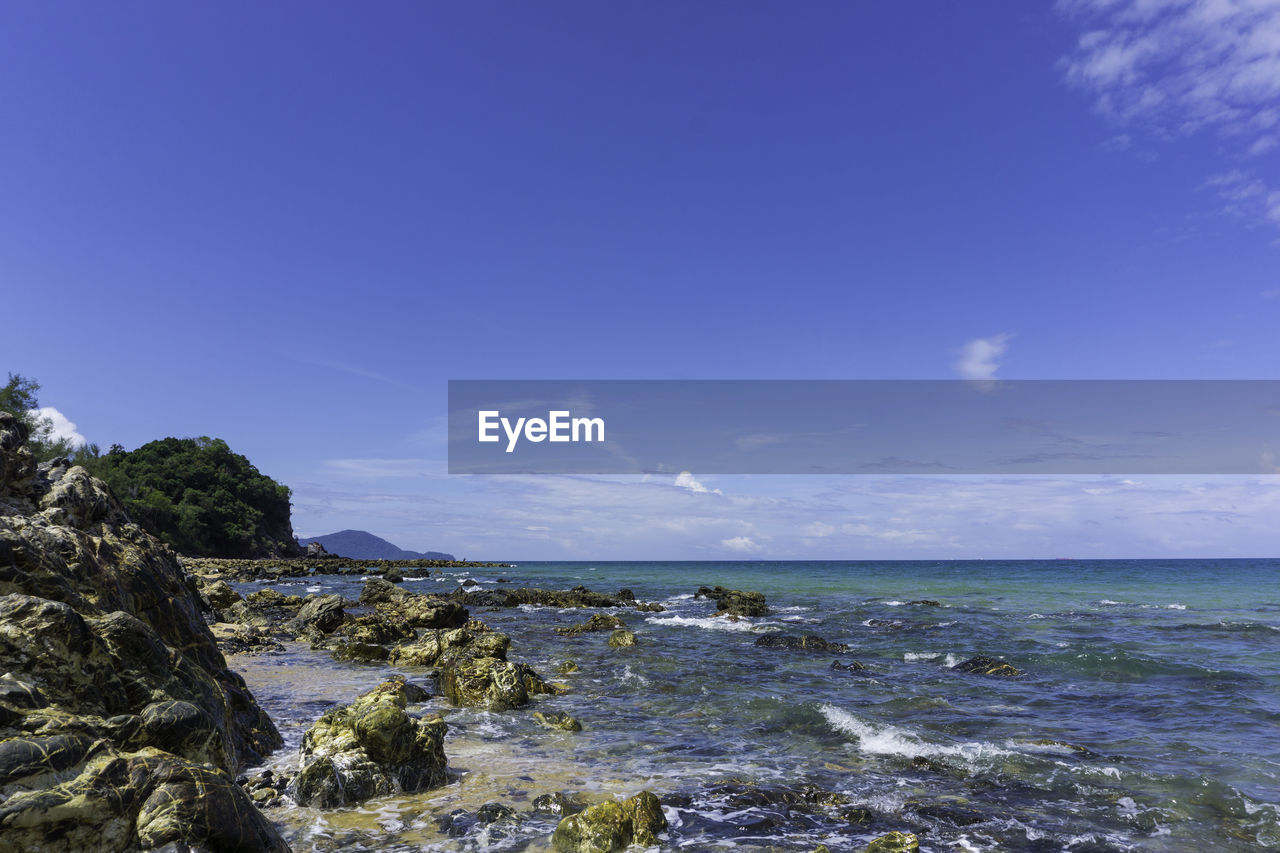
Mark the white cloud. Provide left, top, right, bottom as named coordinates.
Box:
left=34, top=407, right=86, bottom=447
left=720, top=536, right=760, bottom=553
left=954, top=333, right=1011, bottom=380
left=674, top=471, right=722, bottom=495
left=1060, top=0, right=1280, bottom=230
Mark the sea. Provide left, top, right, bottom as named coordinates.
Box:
left=230, top=559, right=1280, bottom=852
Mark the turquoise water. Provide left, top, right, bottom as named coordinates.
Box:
left=239, top=559, right=1280, bottom=851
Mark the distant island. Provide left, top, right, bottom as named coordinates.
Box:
left=297, top=529, right=455, bottom=561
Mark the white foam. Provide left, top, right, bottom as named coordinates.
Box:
left=644, top=614, right=777, bottom=634
left=885, top=600, right=906, bottom=606
left=1166, top=603, right=1187, bottom=610
left=819, top=704, right=1012, bottom=764
left=1099, top=599, right=1125, bottom=606
left=903, top=651, right=941, bottom=661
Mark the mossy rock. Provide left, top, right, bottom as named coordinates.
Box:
left=607, top=629, right=637, bottom=648
left=555, top=660, right=580, bottom=675
left=952, top=655, right=1021, bottom=677
left=294, top=676, right=447, bottom=807
left=551, top=791, right=666, bottom=852
left=533, top=711, right=583, bottom=732
left=866, top=831, right=919, bottom=852
left=556, top=612, right=626, bottom=636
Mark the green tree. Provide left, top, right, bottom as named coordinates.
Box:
left=92, top=436, right=297, bottom=557
left=0, top=372, right=83, bottom=461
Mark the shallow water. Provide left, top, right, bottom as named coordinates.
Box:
left=234, top=559, right=1280, bottom=851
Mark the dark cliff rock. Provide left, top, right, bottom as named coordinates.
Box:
left=0, top=412, right=287, bottom=851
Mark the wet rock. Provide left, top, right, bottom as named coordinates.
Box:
left=456, top=586, right=628, bottom=609
left=0, top=751, right=289, bottom=853
left=906, top=599, right=941, bottom=607
left=286, top=593, right=346, bottom=636
left=360, top=579, right=469, bottom=629
left=607, top=629, right=637, bottom=647
left=209, top=622, right=285, bottom=655
left=754, top=634, right=849, bottom=653
left=331, top=641, right=391, bottom=662
left=634, top=601, right=665, bottom=612
left=383, top=566, right=404, bottom=583
left=532, top=791, right=589, bottom=817
left=533, top=711, right=583, bottom=732
left=293, top=676, right=447, bottom=807
left=556, top=612, right=626, bottom=636
left=952, top=655, right=1021, bottom=677
left=555, top=660, right=581, bottom=675
left=551, top=791, right=667, bottom=853
left=337, top=612, right=416, bottom=645
left=830, top=660, right=869, bottom=672
left=696, top=585, right=768, bottom=617
left=866, top=831, right=919, bottom=852
left=391, top=625, right=553, bottom=710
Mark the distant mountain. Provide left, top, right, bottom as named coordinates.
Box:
left=297, top=529, right=455, bottom=561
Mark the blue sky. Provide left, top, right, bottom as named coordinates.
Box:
left=3, top=2, right=1278, bottom=559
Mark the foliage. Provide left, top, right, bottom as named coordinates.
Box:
left=88, top=436, right=297, bottom=557
left=0, top=372, right=88, bottom=462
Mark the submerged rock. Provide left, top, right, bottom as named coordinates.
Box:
left=906, top=599, right=941, bottom=607
left=533, top=710, right=583, bottom=732
left=551, top=791, right=667, bottom=853
left=952, top=655, right=1021, bottom=677
left=754, top=634, right=849, bottom=653
left=607, top=629, right=637, bottom=647
left=866, top=831, right=919, bottom=852
left=556, top=612, right=626, bottom=636
left=293, top=676, right=446, bottom=808
left=696, top=585, right=768, bottom=617
left=455, top=585, right=629, bottom=609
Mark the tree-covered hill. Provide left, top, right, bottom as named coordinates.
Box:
left=89, top=437, right=299, bottom=558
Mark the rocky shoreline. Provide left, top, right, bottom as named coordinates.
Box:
left=0, top=410, right=1030, bottom=852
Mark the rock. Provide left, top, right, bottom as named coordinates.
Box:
left=623, top=791, right=666, bottom=845
left=754, top=634, right=849, bottom=653
left=305, top=541, right=329, bottom=558
left=866, top=831, right=919, bottom=852
left=203, top=579, right=242, bottom=611
left=555, top=660, right=581, bottom=675
left=209, top=622, right=285, bottom=655
left=383, top=566, right=403, bottom=583
left=551, top=791, right=667, bottom=853
left=696, top=585, right=768, bottom=617
left=331, top=641, right=391, bottom=662
left=532, top=791, right=589, bottom=817
left=337, top=612, right=416, bottom=645
left=906, top=599, right=941, bottom=607
left=952, top=655, right=1021, bottom=677
left=359, top=579, right=468, bottom=629
left=830, top=660, right=869, bottom=672
left=533, top=711, right=583, bottom=732
left=391, top=626, right=553, bottom=710
left=455, top=586, right=629, bottom=609
left=556, top=612, right=626, bottom=636
left=286, top=593, right=346, bottom=636
left=0, top=750, right=289, bottom=853
left=0, top=416, right=287, bottom=851
left=293, top=676, right=447, bottom=807
left=607, top=629, right=637, bottom=647
left=634, top=602, right=665, bottom=613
